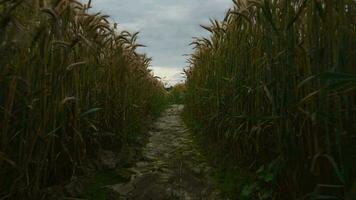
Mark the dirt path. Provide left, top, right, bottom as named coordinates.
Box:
left=108, top=105, right=219, bottom=200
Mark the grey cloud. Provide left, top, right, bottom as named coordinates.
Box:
left=84, top=0, right=232, bottom=84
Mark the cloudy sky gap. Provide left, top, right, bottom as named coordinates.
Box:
left=85, top=0, right=233, bottom=86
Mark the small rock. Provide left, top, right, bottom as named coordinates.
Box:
left=115, top=168, right=133, bottom=180
left=192, top=166, right=202, bottom=175
left=109, top=183, right=135, bottom=196
left=137, top=184, right=169, bottom=200
left=64, top=178, right=85, bottom=197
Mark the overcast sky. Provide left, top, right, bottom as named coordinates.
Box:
left=85, top=0, right=233, bottom=86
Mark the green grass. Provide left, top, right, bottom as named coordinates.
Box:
left=84, top=170, right=128, bottom=200
left=167, top=84, right=186, bottom=104
left=183, top=111, right=250, bottom=199
left=213, top=166, right=246, bottom=199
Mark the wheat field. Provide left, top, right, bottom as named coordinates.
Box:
left=1, top=0, right=355, bottom=199
left=0, top=0, right=166, bottom=199
left=184, top=0, right=355, bottom=199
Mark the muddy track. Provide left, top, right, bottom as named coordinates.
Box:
left=108, top=105, right=219, bottom=200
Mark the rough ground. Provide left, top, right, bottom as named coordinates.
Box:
left=108, top=105, right=219, bottom=200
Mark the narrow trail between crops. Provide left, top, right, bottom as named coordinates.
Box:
left=109, top=105, right=219, bottom=200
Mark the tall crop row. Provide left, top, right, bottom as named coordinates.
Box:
left=185, top=0, right=355, bottom=198
left=0, top=0, right=166, bottom=199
